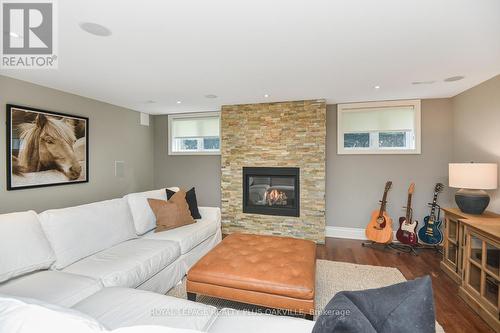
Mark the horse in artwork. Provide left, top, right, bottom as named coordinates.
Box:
left=15, top=114, right=82, bottom=180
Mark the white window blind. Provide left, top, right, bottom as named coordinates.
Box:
left=341, top=106, right=415, bottom=133
left=171, top=116, right=220, bottom=138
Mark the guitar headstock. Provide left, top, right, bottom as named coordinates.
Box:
left=385, top=181, right=393, bottom=192
left=434, top=183, right=444, bottom=194
left=408, top=182, right=415, bottom=194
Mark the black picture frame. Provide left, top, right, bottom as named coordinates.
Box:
left=6, top=104, right=89, bottom=190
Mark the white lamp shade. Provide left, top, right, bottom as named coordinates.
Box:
left=449, top=163, right=498, bottom=190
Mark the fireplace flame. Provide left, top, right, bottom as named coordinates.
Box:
left=265, top=189, right=288, bottom=206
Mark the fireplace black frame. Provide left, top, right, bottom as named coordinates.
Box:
left=242, top=167, right=300, bottom=217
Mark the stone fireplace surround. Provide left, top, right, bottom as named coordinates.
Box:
left=221, top=100, right=326, bottom=243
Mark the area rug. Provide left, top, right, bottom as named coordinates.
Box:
left=167, top=260, right=444, bottom=331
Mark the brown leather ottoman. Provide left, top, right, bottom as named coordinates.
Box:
left=186, top=233, right=316, bottom=318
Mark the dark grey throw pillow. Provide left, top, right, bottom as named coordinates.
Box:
left=313, top=275, right=435, bottom=333
left=166, top=187, right=202, bottom=219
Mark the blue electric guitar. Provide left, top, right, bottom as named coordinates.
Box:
left=418, top=183, right=444, bottom=245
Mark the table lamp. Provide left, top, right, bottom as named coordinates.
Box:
left=449, top=163, right=498, bottom=214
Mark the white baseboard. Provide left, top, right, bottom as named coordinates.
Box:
left=325, top=226, right=367, bottom=240
left=325, top=226, right=398, bottom=240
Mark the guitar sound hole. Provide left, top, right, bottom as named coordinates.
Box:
left=374, top=217, right=386, bottom=230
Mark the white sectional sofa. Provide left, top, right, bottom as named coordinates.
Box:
left=0, top=188, right=314, bottom=333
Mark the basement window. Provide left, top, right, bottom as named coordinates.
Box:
left=168, top=112, right=221, bottom=155
left=337, top=100, right=421, bottom=154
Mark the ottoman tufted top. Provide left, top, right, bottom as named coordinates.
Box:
left=187, top=233, right=316, bottom=300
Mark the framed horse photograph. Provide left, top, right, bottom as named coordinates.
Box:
left=6, top=104, right=89, bottom=190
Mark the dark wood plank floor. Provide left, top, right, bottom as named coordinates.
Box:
left=317, top=237, right=493, bottom=333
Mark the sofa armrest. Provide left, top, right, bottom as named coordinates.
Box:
left=198, top=207, right=221, bottom=225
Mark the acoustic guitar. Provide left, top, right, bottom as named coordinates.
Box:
left=396, top=183, right=418, bottom=245
left=418, top=183, right=444, bottom=245
left=365, top=181, right=393, bottom=244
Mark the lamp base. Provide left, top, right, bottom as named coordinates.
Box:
left=455, top=188, right=490, bottom=215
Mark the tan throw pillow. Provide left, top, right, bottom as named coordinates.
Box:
left=147, top=189, right=195, bottom=232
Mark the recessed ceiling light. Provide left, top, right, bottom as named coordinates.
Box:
left=9, top=32, right=21, bottom=38
left=79, top=22, right=112, bottom=37
left=264, top=94, right=270, bottom=98
left=412, top=80, right=435, bottom=85
left=205, top=94, right=218, bottom=99
left=374, top=85, right=381, bottom=89
left=176, top=101, right=182, bottom=104
left=412, top=80, right=436, bottom=85
left=444, top=76, right=465, bottom=82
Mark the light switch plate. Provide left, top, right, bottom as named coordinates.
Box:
left=115, top=161, right=125, bottom=178
left=140, top=113, right=150, bottom=126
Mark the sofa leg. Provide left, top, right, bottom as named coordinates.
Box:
left=187, top=292, right=197, bottom=302
left=304, top=314, right=314, bottom=321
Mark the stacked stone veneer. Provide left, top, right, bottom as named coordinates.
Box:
left=221, top=100, right=326, bottom=243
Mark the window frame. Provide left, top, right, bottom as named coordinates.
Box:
left=168, top=111, right=221, bottom=156
left=337, top=100, right=421, bottom=155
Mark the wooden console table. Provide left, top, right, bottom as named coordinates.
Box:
left=441, top=208, right=500, bottom=332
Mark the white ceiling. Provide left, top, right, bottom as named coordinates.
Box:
left=2, top=0, right=500, bottom=114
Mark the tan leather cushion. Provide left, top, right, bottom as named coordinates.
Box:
left=187, top=233, right=316, bottom=300
left=147, top=189, right=195, bottom=232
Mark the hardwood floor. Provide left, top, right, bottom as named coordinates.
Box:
left=317, top=237, right=493, bottom=333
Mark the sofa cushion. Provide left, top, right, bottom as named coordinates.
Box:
left=0, top=271, right=102, bottom=307
left=39, top=198, right=137, bottom=269
left=0, top=211, right=55, bottom=283
left=63, top=239, right=180, bottom=288
left=73, top=287, right=217, bottom=331
left=114, top=327, right=203, bottom=333
left=0, top=295, right=204, bottom=333
left=124, top=187, right=180, bottom=235
left=167, top=187, right=202, bottom=219
left=142, top=207, right=221, bottom=255
left=148, top=190, right=195, bottom=232
left=0, top=294, right=105, bottom=333
left=207, top=308, right=315, bottom=333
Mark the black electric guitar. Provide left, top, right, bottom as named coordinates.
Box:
left=418, top=183, right=444, bottom=245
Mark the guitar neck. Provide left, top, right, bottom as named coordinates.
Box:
left=406, top=193, right=413, bottom=220
left=429, top=193, right=439, bottom=219
left=379, top=191, right=389, bottom=217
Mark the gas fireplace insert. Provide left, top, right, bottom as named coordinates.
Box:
left=242, top=167, right=300, bottom=217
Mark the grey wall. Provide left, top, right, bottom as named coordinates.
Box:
left=6, top=72, right=495, bottom=229
left=152, top=99, right=454, bottom=229
left=327, top=99, right=454, bottom=228
left=452, top=75, right=500, bottom=213
left=0, top=75, right=155, bottom=214
left=153, top=115, right=221, bottom=207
